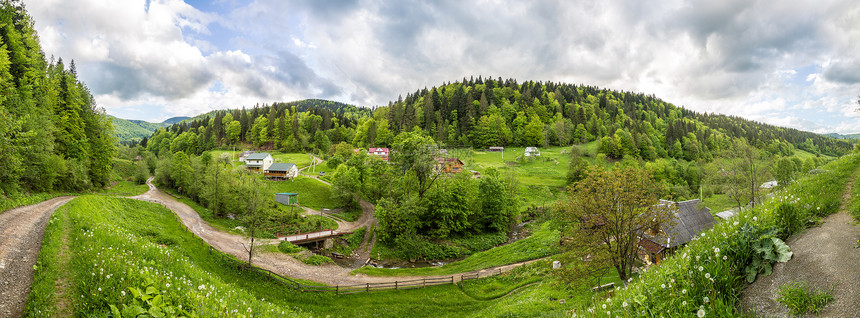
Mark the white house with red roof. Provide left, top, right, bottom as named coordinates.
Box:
left=368, top=147, right=390, bottom=162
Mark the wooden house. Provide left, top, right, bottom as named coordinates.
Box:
left=638, top=199, right=714, bottom=265
left=264, top=163, right=298, bottom=180
left=245, top=153, right=273, bottom=172
left=435, top=158, right=464, bottom=174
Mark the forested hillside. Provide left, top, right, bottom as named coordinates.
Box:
left=109, top=116, right=168, bottom=144
left=0, top=2, right=114, bottom=196
left=140, top=77, right=852, bottom=161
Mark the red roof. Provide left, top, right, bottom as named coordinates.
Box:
left=368, top=147, right=389, bottom=155
left=435, top=157, right=463, bottom=164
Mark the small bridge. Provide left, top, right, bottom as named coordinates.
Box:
left=282, top=229, right=348, bottom=245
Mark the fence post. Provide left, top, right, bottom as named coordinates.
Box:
left=366, top=283, right=369, bottom=293
left=450, top=276, right=454, bottom=284
left=395, top=281, right=398, bottom=290
left=336, top=285, right=339, bottom=295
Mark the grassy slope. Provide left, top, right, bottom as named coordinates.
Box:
left=355, top=222, right=560, bottom=277
left=265, top=176, right=336, bottom=211
left=26, top=195, right=600, bottom=317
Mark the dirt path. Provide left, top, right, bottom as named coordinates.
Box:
left=0, top=196, right=74, bottom=318
left=740, top=171, right=860, bottom=317
left=130, top=177, right=536, bottom=286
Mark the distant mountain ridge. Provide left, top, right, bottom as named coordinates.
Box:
left=824, top=133, right=860, bottom=139
left=109, top=116, right=170, bottom=143
left=162, top=116, right=191, bottom=124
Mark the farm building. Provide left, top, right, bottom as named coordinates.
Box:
left=245, top=153, right=273, bottom=172
left=638, top=199, right=714, bottom=265
left=488, top=146, right=504, bottom=152
left=435, top=157, right=464, bottom=174
left=524, top=147, right=540, bottom=156
left=264, top=163, right=298, bottom=180
left=239, top=151, right=255, bottom=163
left=275, top=193, right=299, bottom=205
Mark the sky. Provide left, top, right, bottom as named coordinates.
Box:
left=25, top=0, right=860, bottom=134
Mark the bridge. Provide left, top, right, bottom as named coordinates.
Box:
left=282, top=229, right=349, bottom=245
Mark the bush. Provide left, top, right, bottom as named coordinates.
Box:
left=775, top=203, right=802, bottom=239
left=776, top=282, right=833, bottom=315
left=277, top=241, right=302, bottom=254
left=301, top=254, right=333, bottom=266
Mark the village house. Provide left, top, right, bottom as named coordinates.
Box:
left=524, top=147, right=540, bottom=157
left=264, top=163, right=298, bottom=180
left=239, top=150, right=255, bottom=163
left=435, top=157, right=464, bottom=174
left=638, top=199, right=715, bottom=265
left=245, top=152, right=273, bottom=172
left=368, top=147, right=390, bottom=162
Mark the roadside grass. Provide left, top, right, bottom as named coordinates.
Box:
left=25, top=195, right=596, bottom=318
left=0, top=193, right=67, bottom=214
left=331, top=205, right=362, bottom=222
left=355, top=221, right=560, bottom=277
left=25, top=195, right=305, bottom=317
left=702, top=193, right=742, bottom=214
left=776, top=282, right=833, bottom=315
left=24, top=203, right=71, bottom=316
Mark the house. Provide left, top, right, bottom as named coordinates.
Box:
left=488, top=146, right=504, bottom=152
left=368, top=147, right=390, bottom=162
left=470, top=170, right=481, bottom=179
left=275, top=193, right=299, bottom=205
left=638, top=199, right=715, bottom=265
left=524, top=147, right=540, bottom=157
left=245, top=153, right=273, bottom=172
left=435, top=157, right=464, bottom=174
left=264, top=163, right=298, bottom=180
left=239, top=151, right=255, bottom=163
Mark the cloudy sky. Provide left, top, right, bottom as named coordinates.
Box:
left=26, top=0, right=860, bottom=133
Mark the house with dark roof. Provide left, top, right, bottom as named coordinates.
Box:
left=638, top=199, right=715, bottom=265
left=264, top=163, right=298, bottom=180
left=245, top=153, right=273, bottom=172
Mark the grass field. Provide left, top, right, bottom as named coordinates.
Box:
left=355, top=221, right=560, bottom=277
left=265, top=176, right=337, bottom=211
left=25, top=195, right=602, bottom=317
left=97, top=180, right=149, bottom=196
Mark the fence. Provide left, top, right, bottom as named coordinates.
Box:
left=207, top=246, right=508, bottom=295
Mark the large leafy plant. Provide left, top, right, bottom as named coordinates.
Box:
left=731, top=223, right=793, bottom=283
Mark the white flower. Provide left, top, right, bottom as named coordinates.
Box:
left=682, top=301, right=687, bottom=306
left=623, top=301, right=628, bottom=307
left=723, top=255, right=728, bottom=261
left=697, top=308, right=706, bottom=317
left=703, top=296, right=710, bottom=303
left=121, top=291, right=126, bottom=296
left=661, top=284, right=666, bottom=289
left=714, top=247, right=720, bottom=254
left=682, top=289, right=687, bottom=294
left=602, top=304, right=607, bottom=309
left=733, top=221, right=739, bottom=226
left=628, top=278, right=633, bottom=283
left=699, top=266, right=704, bottom=271
left=705, top=273, right=711, bottom=279
left=753, top=216, right=758, bottom=221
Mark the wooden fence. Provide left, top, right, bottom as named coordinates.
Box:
left=207, top=246, right=507, bottom=295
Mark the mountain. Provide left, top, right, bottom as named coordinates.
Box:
left=109, top=116, right=169, bottom=143
left=824, top=133, right=860, bottom=140
left=162, top=116, right=191, bottom=124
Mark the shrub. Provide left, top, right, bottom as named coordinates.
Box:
left=776, top=282, right=833, bottom=315
left=301, top=254, right=334, bottom=266
left=277, top=241, right=302, bottom=254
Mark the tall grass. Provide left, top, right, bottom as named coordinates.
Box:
left=576, top=152, right=860, bottom=317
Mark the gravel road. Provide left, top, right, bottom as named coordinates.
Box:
left=0, top=197, right=74, bottom=318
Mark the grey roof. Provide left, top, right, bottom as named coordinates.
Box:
left=644, top=199, right=715, bottom=249
left=246, top=152, right=271, bottom=160
left=265, top=163, right=296, bottom=172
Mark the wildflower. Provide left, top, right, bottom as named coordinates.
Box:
left=703, top=296, right=710, bottom=303
left=714, top=247, right=720, bottom=254
left=723, top=255, right=728, bottom=261
left=697, top=308, right=706, bottom=317
left=753, top=216, right=757, bottom=221
left=698, top=266, right=704, bottom=271
left=682, top=289, right=687, bottom=294
left=623, top=301, right=628, bottom=308
left=121, top=291, right=125, bottom=296
left=683, top=301, right=687, bottom=306
left=705, top=273, right=711, bottom=279
left=661, top=284, right=666, bottom=289
left=602, top=304, right=607, bottom=309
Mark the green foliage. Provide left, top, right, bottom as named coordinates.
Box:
left=109, top=116, right=169, bottom=143
left=775, top=202, right=803, bottom=239
left=730, top=223, right=792, bottom=283
left=110, top=278, right=195, bottom=318
left=277, top=241, right=303, bottom=254
left=299, top=254, right=333, bottom=266
left=776, top=282, right=833, bottom=315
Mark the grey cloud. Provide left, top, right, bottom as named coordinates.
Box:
left=84, top=61, right=213, bottom=100
left=822, top=59, right=860, bottom=84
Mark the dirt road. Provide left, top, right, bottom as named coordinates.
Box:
left=740, top=174, right=860, bottom=316
left=0, top=197, right=74, bottom=318
left=130, top=178, right=534, bottom=286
